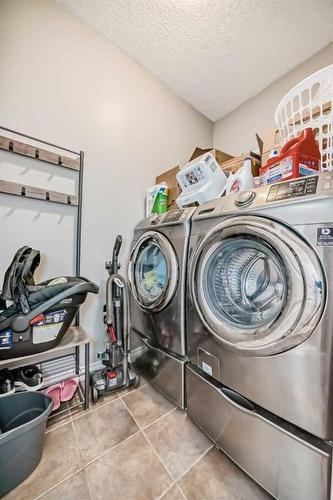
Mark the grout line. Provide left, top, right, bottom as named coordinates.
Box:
left=71, top=418, right=86, bottom=467
left=141, top=429, right=174, bottom=478
left=119, top=396, right=141, bottom=427
left=175, top=483, right=187, bottom=499
left=141, top=406, right=177, bottom=430
left=157, top=482, right=177, bottom=499
left=82, top=467, right=93, bottom=500
left=141, top=430, right=175, bottom=494
left=128, top=417, right=175, bottom=478
left=119, top=397, right=176, bottom=490
left=45, top=403, right=73, bottom=434
left=71, top=397, right=142, bottom=468
left=83, top=428, right=142, bottom=467
left=175, top=444, right=214, bottom=483
left=143, top=405, right=213, bottom=483
left=46, top=394, right=147, bottom=471
left=157, top=445, right=212, bottom=500
left=33, top=468, right=85, bottom=500
left=120, top=394, right=177, bottom=430
left=45, top=415, right=73, bottom=434
left=70, top=392, right=120, bottom=422
left=150, top=415, right=213, bottom=500
left=157, top=480, right=187, bottom=500
left=119, top=380, right=148, bottom=399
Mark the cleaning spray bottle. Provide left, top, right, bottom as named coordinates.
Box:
left=151, top=183, right=168, bottom=214
left=226, top=157, right=254, bottom=195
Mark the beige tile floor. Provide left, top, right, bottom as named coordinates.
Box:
left=5, top=379, right=272, bottom=500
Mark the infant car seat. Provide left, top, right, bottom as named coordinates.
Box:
left=0, top=246, right=99, bottom=360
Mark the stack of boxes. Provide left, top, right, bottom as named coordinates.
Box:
left=153, top=125, right=320, bottom=211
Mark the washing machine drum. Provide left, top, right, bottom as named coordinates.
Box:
left=204, top=238, right=286, bottom=330
left=192, top=216, right=325, bottom=355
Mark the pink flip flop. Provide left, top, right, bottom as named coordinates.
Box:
left=44, top=384, right=62, bottom=411
left=60, top=378, right=79, bottom=402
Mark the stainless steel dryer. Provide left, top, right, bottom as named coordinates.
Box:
left=186, top=173, right=333, bottom=500
left=128, top=208, right=194, bottom=408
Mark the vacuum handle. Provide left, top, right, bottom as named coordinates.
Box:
left=111, top=235, right=122, bottom=275
left=113, top=235, right=122, bottom=260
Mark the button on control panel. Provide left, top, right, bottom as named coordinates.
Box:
left=150, top=214, right=161, bottom=225
left=266, top=176, right=319, bottom=202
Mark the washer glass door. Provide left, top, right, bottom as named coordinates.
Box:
left=136, top=242, right=167, bottom=302
left=130, top=231, right=178, bottom=312
left=192, top=216, right=325, bottom=355
left=204, top=238, right=286, bottom=330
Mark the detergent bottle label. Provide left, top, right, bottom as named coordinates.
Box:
left=299, top=163, right=319, bottom=176
left=266, top=157, right=293, bottom=184
left=230, top=179, right=241, bottom=192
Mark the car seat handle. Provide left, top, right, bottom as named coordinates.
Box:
left=9, top=280, right=99, bottom=333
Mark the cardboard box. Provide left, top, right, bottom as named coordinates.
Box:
left=167, top=186, right=180, bottom=211
left=189, top=147, right=233, bottom=166
left=155, top=165, right=181, bottom=211
left=156, top=165, right=180, bottom=188
left=221, top=152, right=261, bottom=178
left=257, top=129, right=281, bottom=167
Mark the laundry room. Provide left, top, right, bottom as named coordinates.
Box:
left=0, top=1, right=332, bottom=499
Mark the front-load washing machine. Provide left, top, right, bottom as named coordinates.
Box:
left=186, top=173, right=333, bottom=500
left=128, top=208, right=194, bottom=408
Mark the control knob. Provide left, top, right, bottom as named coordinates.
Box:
left=235, top=191, right=256, bottom=207
left=151, top=214, right=161, bottom=224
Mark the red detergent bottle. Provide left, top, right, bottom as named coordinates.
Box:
left=260, top=128, right=320, bottom=184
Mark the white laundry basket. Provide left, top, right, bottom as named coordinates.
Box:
left=275, top=65, right=333, bottom=171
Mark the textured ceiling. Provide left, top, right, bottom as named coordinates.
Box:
left=55, top=0, right=333, bottom=121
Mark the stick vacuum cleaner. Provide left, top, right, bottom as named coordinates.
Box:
left=90, top=236, right=139, bottom=402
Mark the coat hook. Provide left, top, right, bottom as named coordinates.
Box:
left=58, top=156, right=62, bottom=166
left=35, top=149, right=39, bottom=159
left=9, top=141, right=14, bottom=151
left=21, top=186, right=26, bottom=196
left=45, top=191, right=50, bottom=201
left=67, top=196, right=71, bottom=205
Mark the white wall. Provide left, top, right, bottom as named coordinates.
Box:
left=213, top=43, right=333, bottom=155
left=0, top=0, right=212, bottom=357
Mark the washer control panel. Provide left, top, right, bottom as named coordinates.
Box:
left=266, top=176, right=319, bottom=202
left=150, top=209, right=185, bottom=225
left=163, top=209, right=184, bottom=222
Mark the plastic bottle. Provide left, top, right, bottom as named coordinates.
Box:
left=226, top=157, right=254, bottom=195
left=151, top=183, right=168, bottom=214
left=259, top=128, right=320, bottom=185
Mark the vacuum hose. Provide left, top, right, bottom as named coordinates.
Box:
left=105, top=273, right=130, bottom=386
